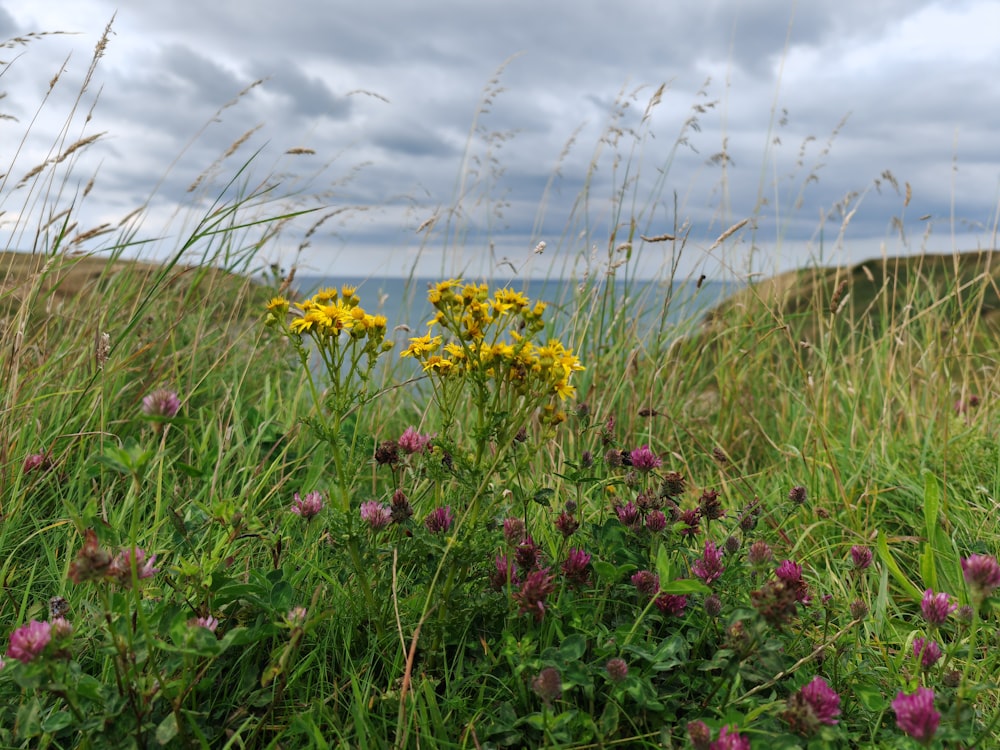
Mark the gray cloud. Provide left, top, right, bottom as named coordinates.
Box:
left=2, top=0, right=997, bottom=280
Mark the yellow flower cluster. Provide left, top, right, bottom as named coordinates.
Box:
left=265, top=285, right=392, bottom=359
left=401, top=279, right=584, bottom=401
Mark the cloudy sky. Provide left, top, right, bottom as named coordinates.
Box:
left=2, top=1, right=999, bottom=281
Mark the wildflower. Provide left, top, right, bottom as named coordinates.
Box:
left=68, top=528, right=113, bottom=584
left=605, top=657, right=628, bottom=683
left=698, top=489, right=724, bottom=521
left=374, top=440, right=400, bottom=466
left=360, top=501, right=392, bottom=531
left=892, top=687, right=940, bottom=743
left=514, top=568, right=556, bottom=621
left=6, top=620, right=51, bottom=664
left=615, top=501, right=641, bottom=531
left=920, top=589, right=956, bottom=626
left=489, top=554, right=518, bottom=590
left=724, top=535, right=740, bottom=554
left=554, top=510, right=579, bottom=538
left=850, top=545, right=872, bottom=570
left=956, top=604, right=974, bottom=623
left=850, top=599, right=869, bottom=619
left=776, top=559, right=810, bottom=603
left=631, top=570, right=660, bottom=597
left=961, top=553, right=1000, bottom=601
left=48, top=597, right=70, bottom=620
left=109, top=547, right=159, bottom=586
left=630, top=444, right=662, bottom=472
left=290, top=491, right=323, bottom=521
left=751, top=579, right=799, bottom=628
left=142, top=388, right=181, bottom=419
left=748, top=540, right=774, bottom=568
left=398, top=426, right=434, bottom=454
left=502, top=517, right=526, bottom=546
left=531, top=666, right=562, bottom=706
left=645, top=509, right=667, bottom=533
left=424, top=506, right=453, bottom=534
left=710, top=725, right=750, bottom=750
left=561, top=548, right=591, bottom=587
left=190, top=616, right=220, bottom=633
left=679, top=508, right=702, bottom=536
left=654, top=592, right=688, bottom=617
left=23, top=452, right=52, bottom=474
left=788, top=485, right=808, bottom=504
left=692, top=540, right=725, bottom=586
left=515, top=536, right=542, bottom=571
left=660, top=471, right=685, bottom=499
left=604, top=448, right=625, bottom=468
left=913, top=637, right=942, bottom=669
left=580, top=450, right=594, bottom=468
left=687, top=720, right=711, bottom=750
left=285, top=607, right=308, bottom=629
left=704, top=593, right=723, bottom=618
left=389, top=488, right=413, bottom=523
left=782, top=676, right=841, bottom=736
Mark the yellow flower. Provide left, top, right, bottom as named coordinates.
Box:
left=492, top=288, right=529, bottom=316
left=422, top=355, right=454, bottom=374
left=553, top=378, right=576, bottom=400
left=401, top=333, right=442, bottom=358
left=428, top=278, right=463, bottom=305
left=314, top=287, right=338, bottom=303
left=266, top=296, right=290, bottom=315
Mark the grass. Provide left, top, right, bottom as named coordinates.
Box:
left=3, top=18, right=1000, bottom=750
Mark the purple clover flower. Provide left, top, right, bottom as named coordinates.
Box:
left=850, top=545, right=872, bottom=570
left=398, top=426, right=434, bottom=454
left=654, top=592, right=688, bottom=617
left=108, top=547, right=159, bottom=586
left=561, top=548, right=591, bottom=587
left=645, top=509, right=667, bottom=533
left=424, top=506, right=454, bottom=534
left=629, top=444, right=662, bottom=472
left=799, top=676, right=841, bottom=725
left=709, top=725, right=750, bottom=750
left=290, top=491, right=324, bottom=520
left=190, top=616, right=219, bottom=633
left=892, top=687, right=940, bottom=743
left=360, top=501, right=392, bottom=530
left=961, top=553, right=1000, bottom=601
left=514, top=568, right=556, bottom=621
left=920, top=589, right=956, bottom=626
left=913, top=637, right=943, bottom=669
left=692, top=539, right=725, bottom=586
left=605, top=657, right=628, bottom=683
left=6, top=620, right=51, bottom=663
left=615, top=501, right=641, bottom=531
left=631, top=570, right=660, bottom=597
left=142, top=389, right=181, bottom=419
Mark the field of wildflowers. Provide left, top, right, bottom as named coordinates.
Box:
left=5, top=20, right=1000, bottom=750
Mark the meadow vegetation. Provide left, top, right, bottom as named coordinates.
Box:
left=4, top=20, right=1000, bottom=749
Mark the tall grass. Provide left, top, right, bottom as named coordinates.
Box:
left=3, top=18, right=1000, bottom=749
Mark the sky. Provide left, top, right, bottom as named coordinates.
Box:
left=2, top=1, right=999, bottom=281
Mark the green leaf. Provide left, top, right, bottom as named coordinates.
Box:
left=655, top=545, right=671, bottom=584
left=923, top=470, right=940, bottom=545
left=920, top=543, right=937, bottom=591
left=659, top=578, right=712, bottom=596
left=558, top=634, right=587, bottom=661
left=155, top=713, right=179, bottom=745
left=532, top=487, right=555, bottom=507
left=592, top=560, right=617, bottom=582
left=876, top=531, right=922, bottom=600
left=40, top=710, right=73, bottom=733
